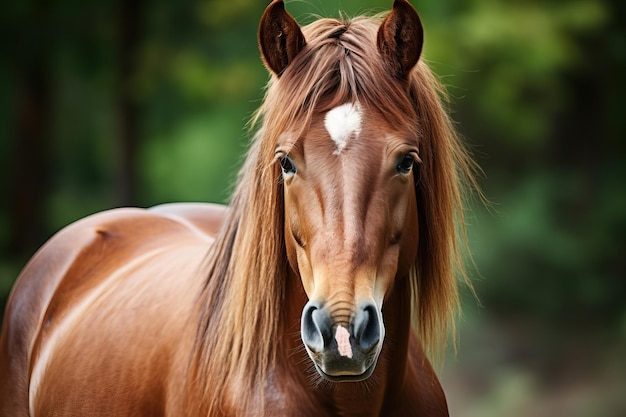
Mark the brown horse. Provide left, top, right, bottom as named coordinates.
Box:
left=0, top=1, right=477, bottom=415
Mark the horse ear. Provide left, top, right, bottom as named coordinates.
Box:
left=259, top=0, right=306, bottom=76
left=377, top=0, right=424, bottom=80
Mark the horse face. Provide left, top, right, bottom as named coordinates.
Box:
left=261, top=0, right=424, bottom=384
left=278, top=104, right=419, bottom=381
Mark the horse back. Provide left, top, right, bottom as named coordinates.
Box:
left=0, top=203, right=225, bottom=416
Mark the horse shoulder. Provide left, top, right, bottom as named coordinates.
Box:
left=0, top=207, right=213, bottom=416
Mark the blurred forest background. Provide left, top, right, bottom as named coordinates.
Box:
left=1, top=0, right=624, bottom=415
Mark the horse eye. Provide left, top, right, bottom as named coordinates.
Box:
left=396, top=154, right=414, bottom=174
left=279, top=155, right=297, bottom=175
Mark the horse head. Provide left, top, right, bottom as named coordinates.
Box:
left=259, top=0, right=424, bottom=382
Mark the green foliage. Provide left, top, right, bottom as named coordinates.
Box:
left=141, top=107, right=247, bottom=205
left=426, top=0, right=608, bottom=147
left=1, top=0, right=624, bottom=335
left=470, top=171, right=626, bottom=323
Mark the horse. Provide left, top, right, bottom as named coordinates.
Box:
left=0, top=1, right=477, bottom=415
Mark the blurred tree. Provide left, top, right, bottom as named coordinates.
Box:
left=115, top=0, right=145, bottom=206
left=6, top=0, right=53, bottom=257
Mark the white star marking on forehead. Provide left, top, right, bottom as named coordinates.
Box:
left=324, top=102, right=362, bottom=154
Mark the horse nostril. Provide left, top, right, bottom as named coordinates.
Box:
left=301, top=302, right=332, bottom=352
left=353, top=304, right=381, bottom=352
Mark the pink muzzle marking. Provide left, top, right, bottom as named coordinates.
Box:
left=335, top=325, right=353, bottom=358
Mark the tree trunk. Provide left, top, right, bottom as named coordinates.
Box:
left=116, top=0, right=144, bottom=207
left=6, top=3, right=53, bottom=258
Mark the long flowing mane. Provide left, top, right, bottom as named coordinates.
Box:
left=186, top=14, right=477, bottom=415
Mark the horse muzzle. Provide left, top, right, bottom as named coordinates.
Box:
left=301, top=300, right=384, bottom=382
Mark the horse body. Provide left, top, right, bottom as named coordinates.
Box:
left=0, top=205, right=217, bottom=415
left=1, top=204, right=444, bottom=416
left=1, top=1, right=476, bottom=415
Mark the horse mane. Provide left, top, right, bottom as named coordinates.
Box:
left=186, top=14, right=477, bottom=415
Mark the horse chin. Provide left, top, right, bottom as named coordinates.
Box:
left=314, top=361, right=377, bottom=382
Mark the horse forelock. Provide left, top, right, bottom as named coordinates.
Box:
left=253, top=16, right=419, bottom=145
left=187, top=13, right=476, bottom=414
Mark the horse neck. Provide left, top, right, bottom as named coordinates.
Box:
left=280, top=273, right=414, bottom=417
